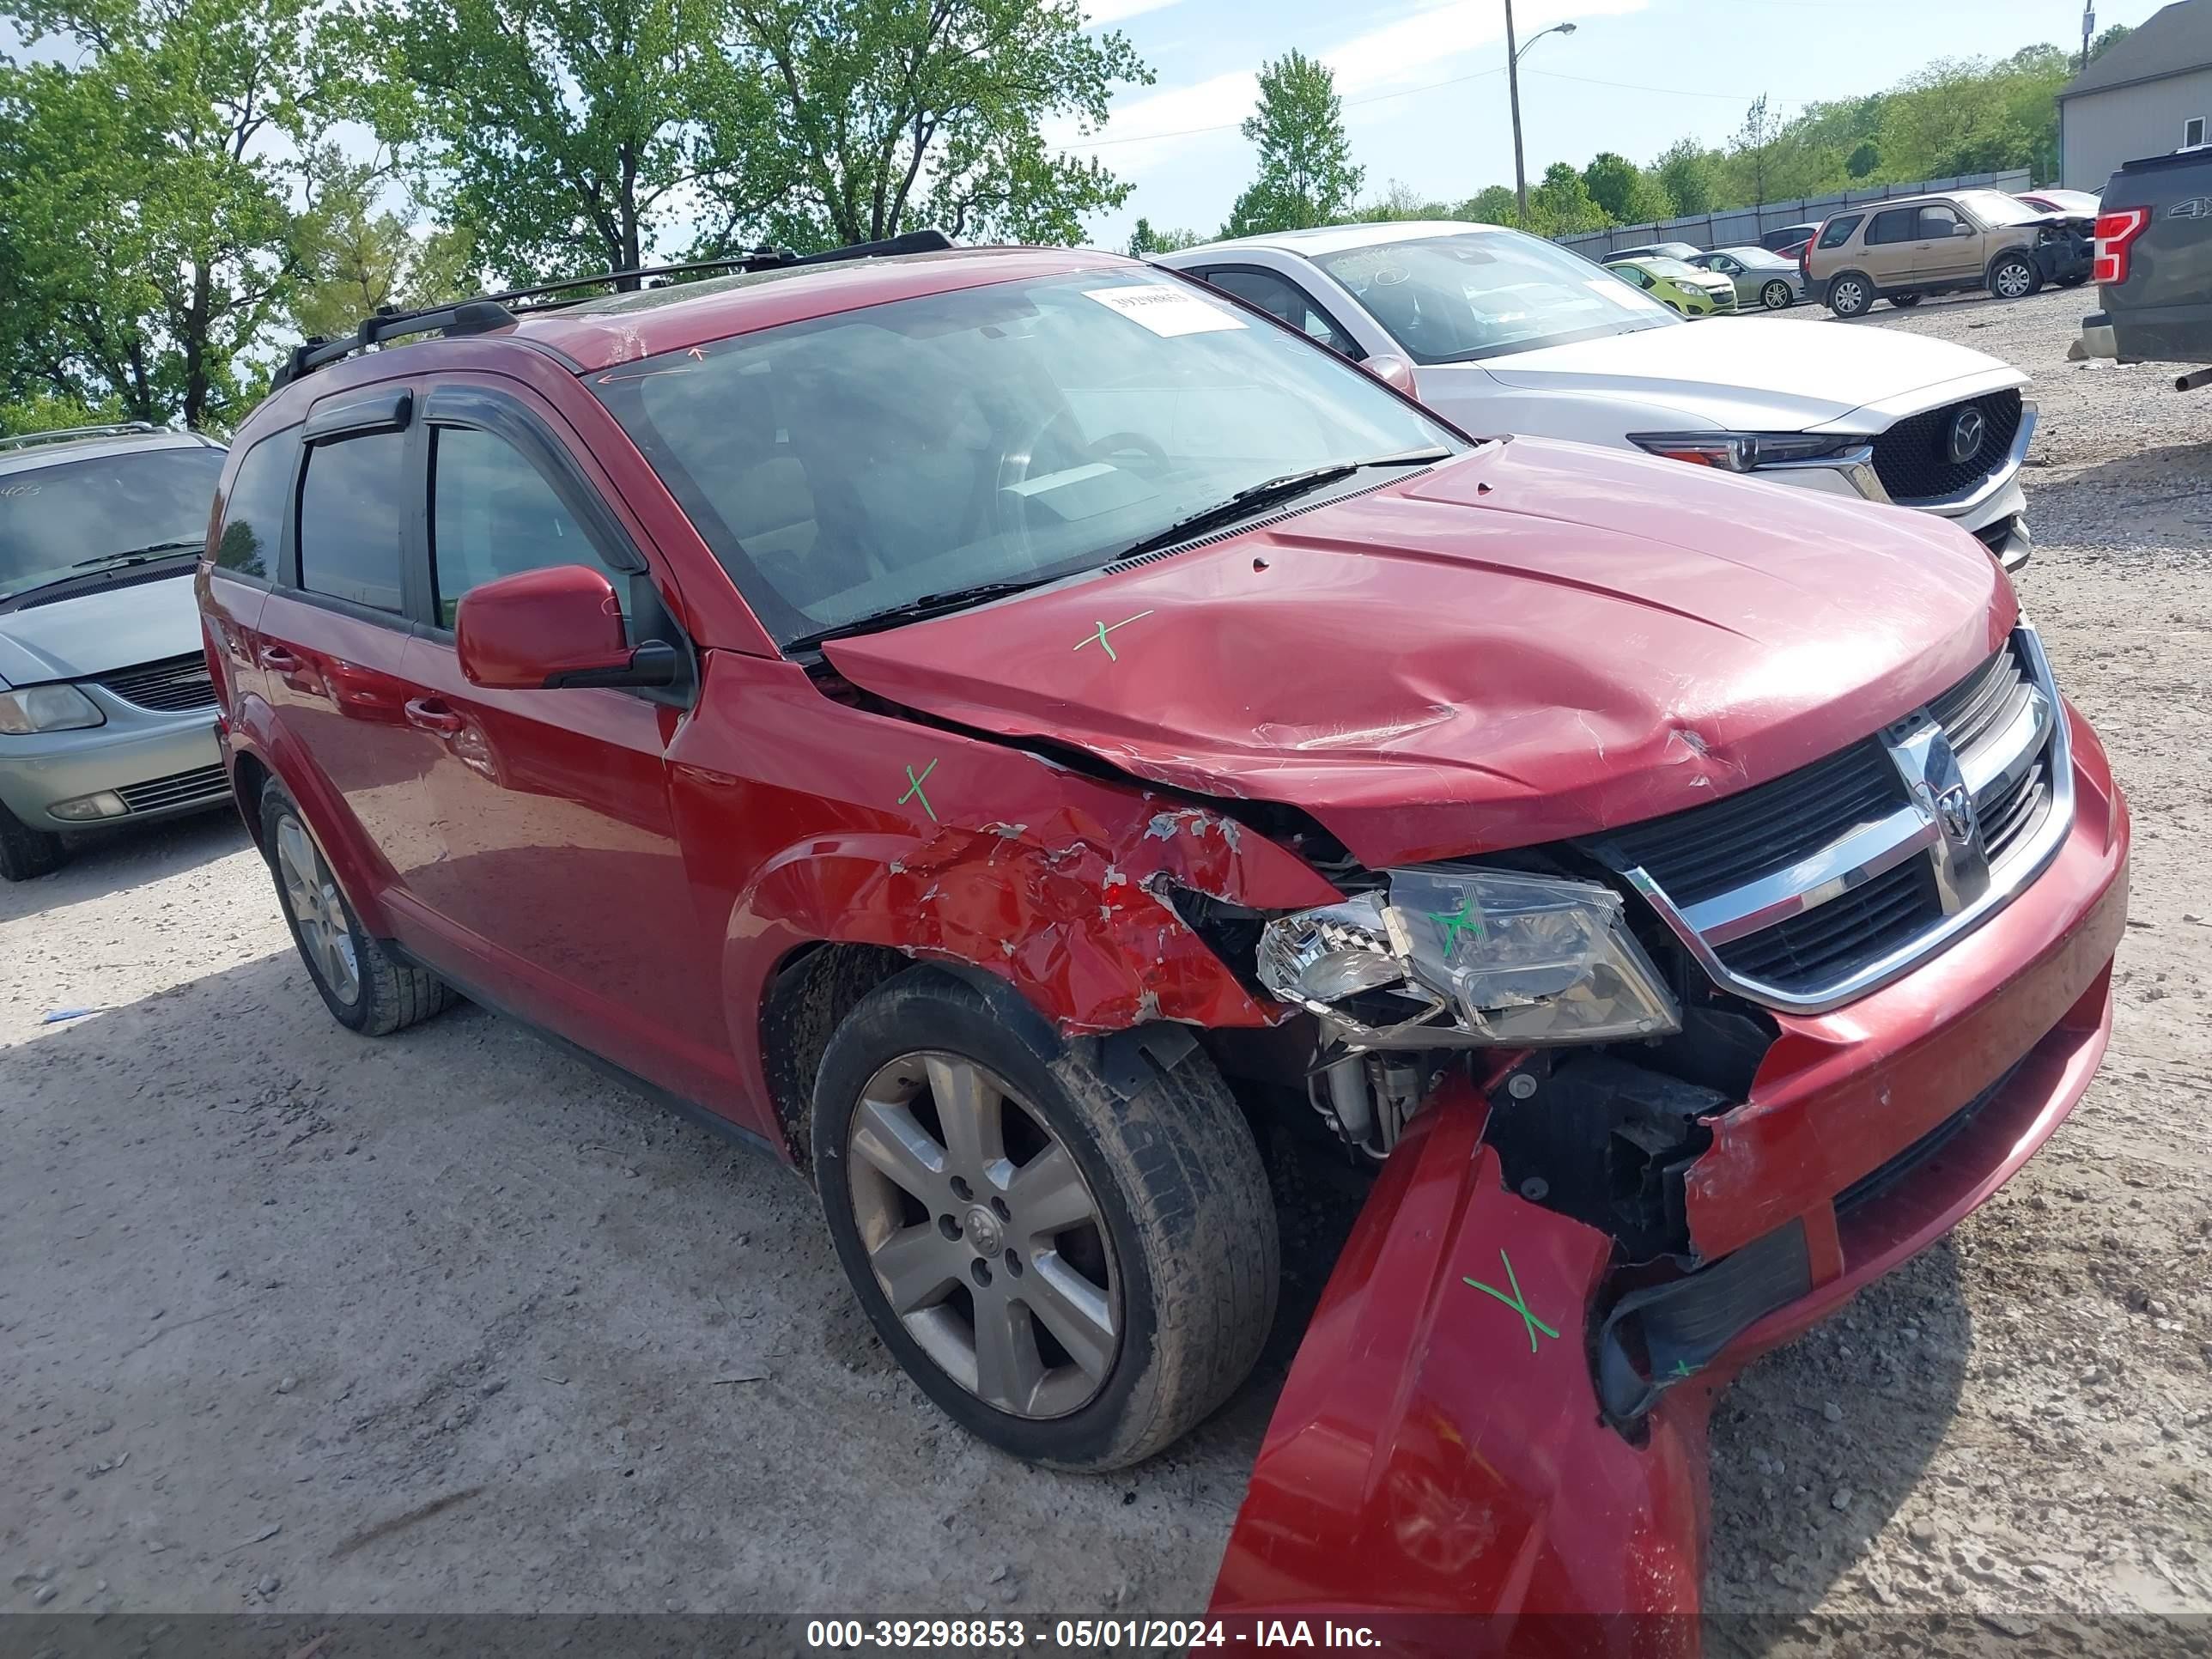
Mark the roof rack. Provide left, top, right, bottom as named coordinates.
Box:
left=270, top=227, right=957, bottom=391
left=0, top=421, right=162, bottom=453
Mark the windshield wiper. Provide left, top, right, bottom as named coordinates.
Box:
left=1110, top=447, right=1450, bottom=562
left=784, top=576, right=1068, bottom=652
left=72, top=539, right=204, bottom=571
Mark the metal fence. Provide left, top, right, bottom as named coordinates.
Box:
left=1555, top=169, right=2034, bottom=257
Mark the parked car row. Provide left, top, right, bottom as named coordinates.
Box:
left=186, top=227, right=2124, bottom=1626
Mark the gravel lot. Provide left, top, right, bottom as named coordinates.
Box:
left=3, top=286, right=2208, bottom=1638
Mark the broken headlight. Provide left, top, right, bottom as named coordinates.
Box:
left=1256, top=867, right=1680, bottom=1048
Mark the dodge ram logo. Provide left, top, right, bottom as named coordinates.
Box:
left=1946, top=408, right=1986, bottom=466
left=1934, top=782, right=1977, bottom=847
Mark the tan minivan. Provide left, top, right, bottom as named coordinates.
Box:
left=1805, top=189, right=2072, bottom=318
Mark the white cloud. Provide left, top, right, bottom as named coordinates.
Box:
left=1084, top=0, right=1184, bottom=24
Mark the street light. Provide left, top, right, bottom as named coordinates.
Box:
left=1504, top=8, right=1577, bottom=222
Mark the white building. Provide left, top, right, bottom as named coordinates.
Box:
left=2059, top=0, right=2212, bottom=189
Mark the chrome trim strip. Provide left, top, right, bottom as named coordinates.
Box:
left=1681, top=804, right=1936, bottom=945
left=1895, top=402, right=2037, bottom=514
left=1612, top=625, right=2075, bottom=1016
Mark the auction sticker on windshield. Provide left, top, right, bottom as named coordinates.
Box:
left=1085, top=286, right=1247, bottom=336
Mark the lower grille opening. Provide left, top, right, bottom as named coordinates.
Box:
left=114, top=763, right=228, bottom=814
left=1835, top=1061, right=2023, bottom=1218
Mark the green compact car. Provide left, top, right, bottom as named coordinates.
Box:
left=1602, top=255, right=1738, bottom=319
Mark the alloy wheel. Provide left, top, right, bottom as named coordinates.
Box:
left=1994, top=261, right=2033, bottom=299
left=1762, top=280, right=1791, bottom=310
left=276, top=815, right=360, bottom=1006
left=1832, top=278, right=1867, bottom=315
left=846, top=1052, right=1121, bottom=1419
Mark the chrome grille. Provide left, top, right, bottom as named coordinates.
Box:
left=1589, top=628, right=2073, bottom=1014
left=97, top=653, right=216, bottom=713
left=115, top=763, right=228, bottom=814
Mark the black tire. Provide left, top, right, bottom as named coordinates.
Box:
left=1888, top=292, right=1925, bottom=308
left=1989, top=252, right=2041, bottom=301
left=812, top=966, right=1278, bottom=1471
left=1759, top=279, right=1794, bottom=310
left=1826, top=272, right=1875, bottom=318
left=0, top=800, right=68, bottom=882
left=258, top=780, right=453, bottom=1036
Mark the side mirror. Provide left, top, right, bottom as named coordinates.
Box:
left=455, top=564, right=677, bottom=690
left=1362, top=353, right=1419, bottom=397
left=1951, top=222, right=1974, bottom=237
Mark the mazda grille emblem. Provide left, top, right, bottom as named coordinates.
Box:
left=1935, top=782, right=1976, bottom=847
left=1945, top=409, right=1986, bottom=467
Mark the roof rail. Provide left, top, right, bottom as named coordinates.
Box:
left=0, top=421, right=162, bottom=453
left=269, top=227, right=957, bottom=392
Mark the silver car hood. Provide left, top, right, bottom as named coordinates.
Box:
left=0, top=568, right=205, bottom=686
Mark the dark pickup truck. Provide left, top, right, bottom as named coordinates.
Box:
left=2077, top=148, right=2212, bottom=382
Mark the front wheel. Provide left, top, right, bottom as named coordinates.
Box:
left=1826, top=273, right=1874, bottom=318
left=1760, top=280, right=1794, bottom=310
left=1990, top=255, right=2040, bottom=301
left=0, top=800, right=67, bottom=882
left=813, top=967, right=1278, bottom=1471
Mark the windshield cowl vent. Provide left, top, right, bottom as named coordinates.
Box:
left=1098, top=471, right=1419, bottom=576
left=3, top=557, right=198, bottom=615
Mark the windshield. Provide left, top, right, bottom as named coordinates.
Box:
left=0, top=445, right=224, bottom=601
left=1639, top=258, right=1704, bottom=279
left=1310, top=230, right=1676, bottom=366
left=1722, top=247, right=1792, bottom=269
left=591, top=269, right=1459, bottom=646
left=1955, top=190, right=2045, bottom=227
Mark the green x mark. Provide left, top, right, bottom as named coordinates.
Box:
left=1073, top=611, right=1155, bottom=664
left=1672, top=1358, right=1694, bottom=1379
left=898, top=758, right=939, bottom=823
left=1430, top=894, right=1485, bottom=959
left=1462, top=1249, right=1559, bottom=1355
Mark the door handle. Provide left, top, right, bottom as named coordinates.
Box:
left=404, top=697, right=465, bottom=736
left=257, top=645, right=300, bottom=671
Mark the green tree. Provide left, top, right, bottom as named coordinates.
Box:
left=1728, top=94, right=1779, bottom=205
left=732, top=0, right=1147, bottom=251
left=368, top=0, right=779, bottom=286
left=1460, top=184, right=1522, bottom=227
left=2087, top=21, right=2131, bottom=64
left=1354, top=179, right=1450, bottom=222
left=1582, top=151, right=1671, bottom=227
left=1653, top=137, right=1718, bottom=215
left=1522, top=161, right=1609, bottom=236
left=1222, top=49, right=1362, bottom=236
left=289, top=156, right=479, bottom=340
left=1126, top=217, right=1204, bottom=256
left=0, top=0, right=352, bottom=428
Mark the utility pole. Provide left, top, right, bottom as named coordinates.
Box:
left=2079, top=4, right=2094, bottom=73
left=1505, top=0, right=1528, bottom=222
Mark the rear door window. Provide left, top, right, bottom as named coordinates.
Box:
left=1863, top=210, right=1916, bottom=246
left=297, top=431, right=407, bottom=613
left=1818, top=216, right=1863, bottom=249
left=215, top=428, right=299, bottom=580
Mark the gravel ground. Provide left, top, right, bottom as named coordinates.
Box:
left=3, top=286, right=2208, bottom=1639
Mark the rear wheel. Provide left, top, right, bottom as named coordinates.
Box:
left=1760, top=279, right=1794, bottom=310
left=1990, top=254, right=2040, bottom=301
left=259, top=781, right=453, bottom=1035
left=0, top=800, right=67, bottom=882
left=1826, top=273, right=1874, bottom=318
left=812, top=967, right=1278, bottom=1470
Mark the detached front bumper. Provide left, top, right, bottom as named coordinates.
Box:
left=1210, top=705, right=2128, bottom=1644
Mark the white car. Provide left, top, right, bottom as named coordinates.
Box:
left=1154, top=221, right=2033, bottom=570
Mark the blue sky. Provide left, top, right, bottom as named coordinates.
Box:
left=1060, top=0, right=2172, bottom=249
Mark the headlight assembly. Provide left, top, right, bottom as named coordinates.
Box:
left=0, top=683, right=104, bottom=735
left=1257, top=866, right=1680, bottom=1048
left=1628, top=431, right=1855, bottom=472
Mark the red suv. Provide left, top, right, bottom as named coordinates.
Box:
left=198, top=234, right=2128, bottom=1622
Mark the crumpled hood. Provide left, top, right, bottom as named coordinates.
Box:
left=0, top=568, right=204, bottom=686
left=1474, top=317, right=2025, bottom=434
left=825, top=438, right=2011, bottom=871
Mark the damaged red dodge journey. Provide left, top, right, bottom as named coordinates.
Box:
left=198, top=234, right=2128, bottom=1628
